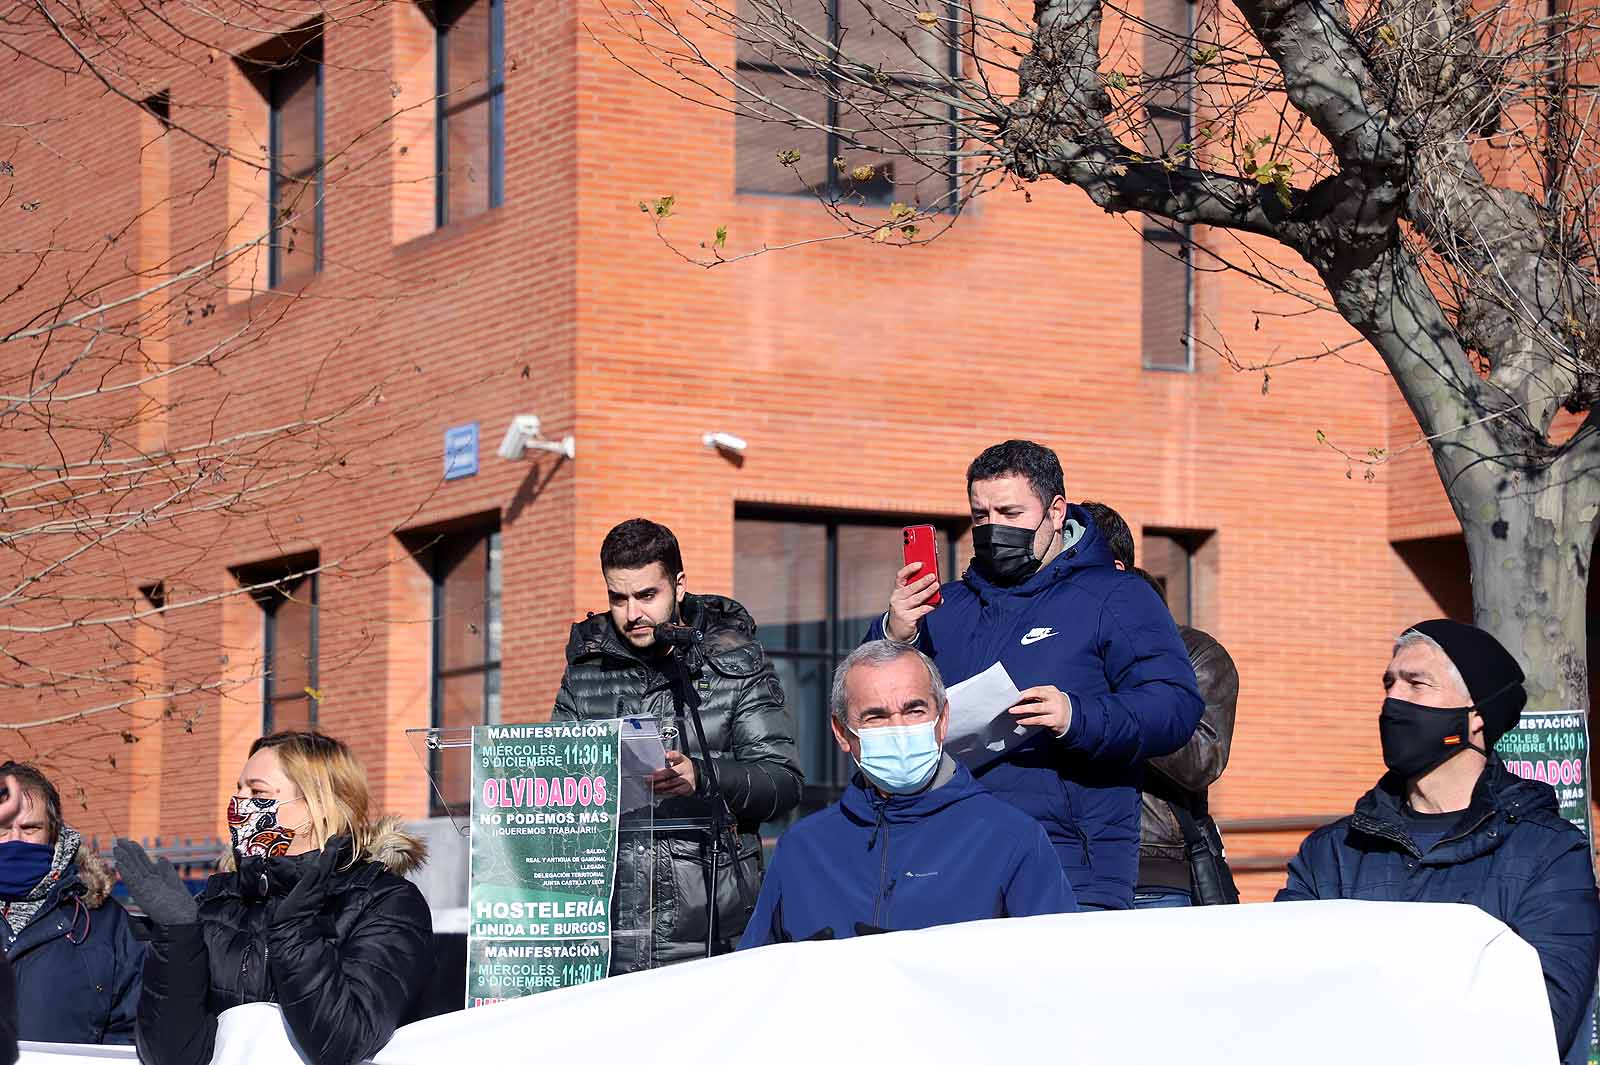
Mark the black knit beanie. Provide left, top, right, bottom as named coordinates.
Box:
left=1405, top=619, right=1527, bottom=744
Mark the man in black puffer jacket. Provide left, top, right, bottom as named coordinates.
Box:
left=1279, top=620, right=1600, bottom=1061
left=552, top=518, right=803, bottom=971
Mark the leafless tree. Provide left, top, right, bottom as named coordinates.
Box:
left=609, top=0, right=1600, bottom=714
left=0, top=0, right=479, bottom=800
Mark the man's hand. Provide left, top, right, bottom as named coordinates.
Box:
left=885, top=562, right=940, bottom=643
left=0, top=777, right=19, bottom=833
left=649, top=751, right=697, bottom=797
left=1007, top=686, right=1073, bottom=738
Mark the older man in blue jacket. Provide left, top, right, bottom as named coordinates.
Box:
left=740, top=641, right=1076, bottom=947
left=1279, top=620, right=1600, bottom=1062
left=868, top=440, right=1203, bottom=910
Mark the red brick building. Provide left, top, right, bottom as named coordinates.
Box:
left=0, top=0, right=1568, bottom=904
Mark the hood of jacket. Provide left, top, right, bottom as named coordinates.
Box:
left=1349, top=755, right=1553, bottom=862
left=364, top=816, right=426, bottom=875
left=566, top=593, right=763, bottom=675
left=24, top=829, right=114, bottom=911
left=70, top=845, right=115, bottom=908
left=960, top=506, right=1113, bottom=605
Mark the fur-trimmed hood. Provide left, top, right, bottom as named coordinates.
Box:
left=362, top=816, right=426, bottom=875
left=72, top=845, right=116, bottom=908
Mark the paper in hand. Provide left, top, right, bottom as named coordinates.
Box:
left=944, top=662, right=1038, bottom=770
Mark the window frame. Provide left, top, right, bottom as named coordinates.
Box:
left=732, top=0, right=963, bottom=205
left=735, top=506, right=966, bottom=814
left=435, top=0, right=506, bottom=227
left=427, top=527, right=502, bottom=816
left=1141, top=226, right=1195, bottom=373
left=266, top=49, right=324, bottom=289
left=1142, top=526, right=1212, bottom=627
left=1140, top=0, right=1197, bottom=373
left=262, top=572, right=319, bottom=732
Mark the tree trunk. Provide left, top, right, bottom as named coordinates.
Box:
left=1459, top=475, right=1598, bottom=716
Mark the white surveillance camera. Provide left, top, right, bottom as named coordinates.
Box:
left=702, top=431, right=747, bottom=454
left=497, top=415, right=542, bottom=461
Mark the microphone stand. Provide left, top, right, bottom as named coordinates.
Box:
left=656, top=623, right=733, bottom=960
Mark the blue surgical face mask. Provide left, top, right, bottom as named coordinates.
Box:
left=851, top=720, right=942, bottom=795
left=0, top=840, right=55, bottom=901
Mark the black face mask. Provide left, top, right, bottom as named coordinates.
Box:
left=1378, top=698, right=1485, bottom=780
left=972, top=514, right=1054, bottom=586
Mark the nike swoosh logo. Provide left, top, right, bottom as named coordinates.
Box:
left=1020, top=628, right=1059, bottom=645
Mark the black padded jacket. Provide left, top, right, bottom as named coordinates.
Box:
left=551, top=593, right=803, bottom=969
left=134, top=821, right=433, bottom=1065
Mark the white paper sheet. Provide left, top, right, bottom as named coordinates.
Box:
left=943, top=661, right=1035, bottom=769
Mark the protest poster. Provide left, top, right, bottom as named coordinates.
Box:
left=1497, top=709, right=1592, bottom=839
left=466, top=721, right=622, bottom=1007
left=1496, top=709, right=1595, bottom=1063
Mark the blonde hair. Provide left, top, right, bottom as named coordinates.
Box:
left=222, top=731, right=376, bottom=870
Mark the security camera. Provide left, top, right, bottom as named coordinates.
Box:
left=498, top=415, right=543, bottom=461
left=702, top=431, right=747, bottom=454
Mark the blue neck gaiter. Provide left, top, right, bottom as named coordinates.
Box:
left=0, top=841, right=55, bottom=901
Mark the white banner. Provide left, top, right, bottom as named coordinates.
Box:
left=20, top=900, right=1559, bottom=1065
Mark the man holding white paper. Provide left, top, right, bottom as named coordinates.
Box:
left=552, top=519, right=803, bottom=969
left=867, top=440, right=1202, bottom=910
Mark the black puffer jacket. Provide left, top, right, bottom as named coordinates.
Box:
left=551, top=594, right=803, bottom=970
left=1137, top=625, right=1239, bottom=889
left=135, top=820, right=433, bottom=1065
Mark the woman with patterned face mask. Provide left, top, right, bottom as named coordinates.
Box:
left=114, top=732, right=434, bottom=1065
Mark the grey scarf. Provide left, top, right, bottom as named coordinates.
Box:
left=2, top=827, right=81, bottom=934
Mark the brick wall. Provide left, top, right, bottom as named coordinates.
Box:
left=0, top=0, right=1484, bottom=904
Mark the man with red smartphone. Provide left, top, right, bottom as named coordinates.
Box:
left=869, top=440, right=1203, bottom=910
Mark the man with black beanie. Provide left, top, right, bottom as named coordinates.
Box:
left=1280, top=620, right=1600, bottom=1060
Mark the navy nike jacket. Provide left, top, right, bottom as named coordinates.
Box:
left=868, top=507, right=1203, bottom=909
left=738, top=758, right=1076, bottom=947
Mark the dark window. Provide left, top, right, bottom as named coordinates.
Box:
left=436, top=0, right=505, bottom=226
left=428, top=528, right=502, bottom=814
left=268, top=40, right=323, bottom=288
left=141, top=90, right=171, bottom=129
left=259, top=571, right=318, bottom=732
left=734, top=0, right=959, bottom=206
left=1141, top=0, right=1196, bottom=371
left=1141, top=528, right=1212, bottom=627
left=734, top=510, right=965, bottom=817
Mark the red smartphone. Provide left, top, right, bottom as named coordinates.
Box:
left=901, top=525, right=943, bottom=607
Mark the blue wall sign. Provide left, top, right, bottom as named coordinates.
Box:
left=444, top=422, right=479, bottom=481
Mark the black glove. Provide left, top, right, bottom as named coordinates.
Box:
left=270, top=845, right=341, bottom=928
left=113, top=839, right=199, bottom=926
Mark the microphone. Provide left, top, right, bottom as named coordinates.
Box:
left=653, top=622, right=704, bottom=647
